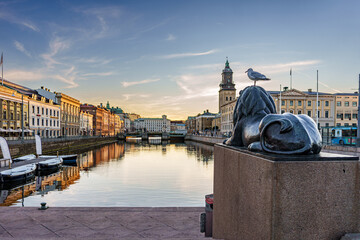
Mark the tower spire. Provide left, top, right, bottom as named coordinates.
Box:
left=225, top=57, right=229, bottom=68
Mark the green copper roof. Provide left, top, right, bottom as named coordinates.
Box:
left=225, top=58, right=229, bottom=68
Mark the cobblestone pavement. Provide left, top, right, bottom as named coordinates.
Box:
left=0, top=207, right=207, bottom=239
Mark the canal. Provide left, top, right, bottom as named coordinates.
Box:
left=0, top=140, right=214, bottom=207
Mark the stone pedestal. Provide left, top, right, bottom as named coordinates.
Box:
left=213, top=143, right=360, bottom=240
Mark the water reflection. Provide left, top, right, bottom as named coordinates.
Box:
left=1, top=141, right=213, bottom=207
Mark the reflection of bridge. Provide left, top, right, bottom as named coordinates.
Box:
left=119, top=133, right=185, bottom=141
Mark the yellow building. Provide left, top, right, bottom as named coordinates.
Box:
left=0, top=85, right=29, bottom=137
left=220, top=99, right=236, bottom=136
left=269, top=88, right=335, bottom=128
left=334, top=93, right=358, bottom=127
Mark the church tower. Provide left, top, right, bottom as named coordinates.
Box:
left=219, top=58, right=236, bottom=112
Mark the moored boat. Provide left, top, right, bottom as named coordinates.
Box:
left=37, top=157, right=63, bottom=175
left=0, top=164, right=36, bottom=184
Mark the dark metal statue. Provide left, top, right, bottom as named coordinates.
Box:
left=224, top=86, right=322, bottom=154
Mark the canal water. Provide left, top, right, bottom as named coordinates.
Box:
left=0, top=141, right=214, bottom=207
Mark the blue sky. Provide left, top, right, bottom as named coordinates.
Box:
left=0, top=0, right=359, bottom=119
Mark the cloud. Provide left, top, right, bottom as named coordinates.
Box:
left=123, top=94, right=150, bottom=101
left=160, top=49, right=218, bottom=59
left=14, top=40, right=31, bottom=57
left=82, top=72, right=113, bottom=77
left=5, top=70, right=47, bottom=82
left=0, top=10, right=39, bottom=32
left=121, top=78, right=160, bottom=87
left=76, top=57, right=112, bottom=65
left=166, top=34, right=176, bottom=41
left=41, top=37, right=71, bottom=68
left=255, top=60, right=321, bottom=74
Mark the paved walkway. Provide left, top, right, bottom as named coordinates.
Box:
left=0, top=207, right=207, bottom=239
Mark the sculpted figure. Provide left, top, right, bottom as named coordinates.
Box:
left=225, top=86, right=276, bottom=147
left=224, top=86, right=322, bottom=155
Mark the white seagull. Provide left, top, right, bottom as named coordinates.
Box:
left=245, top=68, right=271, bottom=86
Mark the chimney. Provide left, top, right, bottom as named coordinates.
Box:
left=207, top=109, right=209, bottom=113
left=308, top=89, right=312, bottom=92
left=41, top=86, right=44, bottom=89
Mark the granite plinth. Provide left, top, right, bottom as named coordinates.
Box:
left=213, top=143, right=360, bottom=240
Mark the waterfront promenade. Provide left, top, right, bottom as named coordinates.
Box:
left=0, top=207, right=206, bottom=239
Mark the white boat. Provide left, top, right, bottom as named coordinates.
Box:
left=35, top=135, right=77, bottom=165
left=13, top=154, right=36, bottom=162
left=37, top=157, right=63, bottom=174
left=0, top=137, right=37, bottom=184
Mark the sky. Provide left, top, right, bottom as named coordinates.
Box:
left=0, top=0, right=359, bottom=120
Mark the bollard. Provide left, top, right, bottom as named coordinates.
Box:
left=39, top=202, right=48, bottom=210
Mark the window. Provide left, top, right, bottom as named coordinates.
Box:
left=46, top=109, right=48, bottom=115
left=37, top=107, right=40, bottom=114
left=17, top=111, right=20, bottom=120
left=290, top=100, right=293, bottom=106
left=308, top=101, right=311, bottom=106
left=326, top=123, right=329, bottom=127
left=336, top=123, right=341, bottom=127
left=230, top=97, right=232, bottom=101
left=353, top=102, right=357, bottom=107
left=226, top=97, right=228, bottom=101
left=298, top=101, right=302, bottom=106
left=344, top=123, right=349, bottom=127
left=50, top=109, right=52, bottom=116
left=317, top=111, right=320, bottom=118
left=3, top=110, right=6, bottom=119
left=307, top=111, right=311, bottom=117
left=32, top=106, right=35, bottom=113
left=353, top=114, right=358, bottom=119
left=32, top=118, right=35, bottom=126
left=325, top=101, right=329, bottom=107
left=42, top=119, right=44, bottom=126
left=337, top=102, right=341, bottom=106
left=345, top=113, right=351, bottom=119
left=57, top=111, right=59, bottom=117
left=42, top=108, right=44, bottom=114
left=50, top=120, right=52, bottom=126
left=37, top=118, right=40, bottom=125
left=353, top=123, right=357, bottom=127
left=10, top=112, right=13, bottom=120
left=298, top=110, right=302, bottom=115
left=325, top=111, right=329, bottom=118
left=345, top=102, right=349, bottom=107
left=281, top=100, right=285, bottom=106
left=318, top=101, right=320, bottom=106
left=337, top=113, right=343, bottom=119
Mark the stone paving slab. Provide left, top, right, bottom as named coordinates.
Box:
left=0, top=207, right=208, bottom=239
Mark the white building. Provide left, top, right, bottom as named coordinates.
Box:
left=80, top=111, right=93, bottom=135
left=29, top=94, right=61, bottom=138
left=220, top=99, right=237, bottom=136
left=134, top=115, right=170, bottom=132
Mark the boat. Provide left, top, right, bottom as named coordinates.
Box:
left=39, top=155, right=76, bottom=165
left=0, top=137, right=37, bottom=185
left=0, top=164, right=36, bottom=184
left=13, top=154, right=36, bottom=162
left=34, top=135, right=77, bottom=165
left=37, top=157, right=63, bottom=175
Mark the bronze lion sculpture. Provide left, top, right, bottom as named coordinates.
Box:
left=225, top=86, right=322, bottom=154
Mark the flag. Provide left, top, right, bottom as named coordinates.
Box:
left=0, top=53, right=2, bottom=66
left=290, top=68, right=292, bottom=76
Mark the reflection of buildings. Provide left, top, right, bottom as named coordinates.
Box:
left=185, top=141, right=214, bottom=163
left=0, top=166, right=80, bottom=206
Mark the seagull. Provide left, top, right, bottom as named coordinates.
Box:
left=245, top=68, right=271, bottom=86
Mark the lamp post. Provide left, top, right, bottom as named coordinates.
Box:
left=357, top=74, right=360, bottom=147
left=21, top=94, right=24, bottom=140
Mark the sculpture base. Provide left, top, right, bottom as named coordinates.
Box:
left=213, top=144, right=360, bottom=240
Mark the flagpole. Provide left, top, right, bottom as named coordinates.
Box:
left=1, top=52, right=3, bottom=86
left=279, top=84, right=282, bottom=114
left=316, top=70, right=319, bottom=129
left=290, top=68, right=292, bottom=90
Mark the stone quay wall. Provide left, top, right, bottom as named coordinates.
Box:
left=3, top=136, right=118, bottom=158
left=184, top=135, right=226, bottom=145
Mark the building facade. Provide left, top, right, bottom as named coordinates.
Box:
left=220, top=99, right=236, bottom=136
left=334, top=93, right=358, bottom=127
left=134, top=115, right=170, bottom=132
left=80, top=111, right=93, bottom=136
left=219, top=59, right=236, bottom=112
left=185, top=116, right=196, bottom=134
left=29, top=93, right=60, bottom=138
left=195, top=110, right=217, bottom=133
left=0, top=85, right=30, bottom=134
left=269, top=88, right=335, bottom=128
